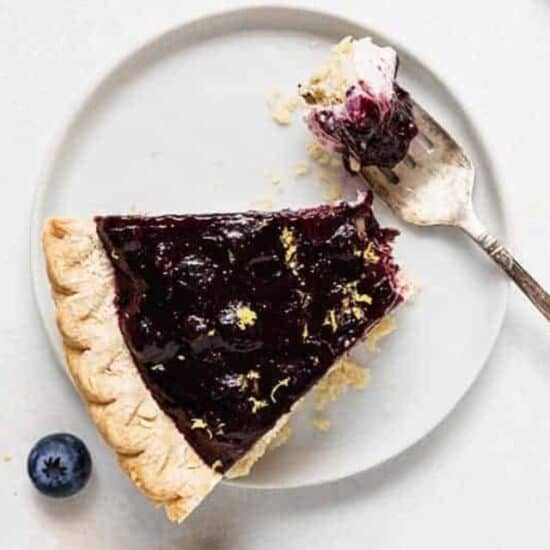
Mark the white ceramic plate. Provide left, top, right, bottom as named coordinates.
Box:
left=31, top=7, right=508, bottom=489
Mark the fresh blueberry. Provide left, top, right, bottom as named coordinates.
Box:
left=27, top=433, right=92, bottom=498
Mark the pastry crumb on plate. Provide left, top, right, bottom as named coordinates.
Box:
left=272, top=107, right=293, bottom=126
left=293, top=160, right=311, bottom=176
left=313, top=418, right=332, bottom=432
left=315, top=356, right=371, bottom=412
left=266, top=168, right=282, bottom=185
left=318, top=172, right=342, bottom=202
left=251, top=197, right=276, bottom=211
left=365, top=315, right=397, bottom=352
left=267, top=90, right=302, bottom=126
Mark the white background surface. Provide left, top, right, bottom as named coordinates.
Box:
left=1, top=0, right=550, bottom=548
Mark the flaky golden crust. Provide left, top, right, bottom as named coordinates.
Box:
left=43, top=218, right=221, bottom=522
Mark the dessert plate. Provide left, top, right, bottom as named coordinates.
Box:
left=31, top=6, right=508, bottom=489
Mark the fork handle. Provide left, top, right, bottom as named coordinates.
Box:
left=460, top=214, right=550, bottom=321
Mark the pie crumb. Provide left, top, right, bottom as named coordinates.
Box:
left=252, top=197, right=275, bottom=211
left=365, top=315, right=397, bottom=352
left=267, top=169, right=282, bottom=185
left=293, top=160, right=311, bottom=176
left=329, top=157, right=342, bottom=168
left=315, top=357, right=371, bottom=411
left=268, top=91, right=301, bottom=126
left=402, top=272, right=422, bottom=303
left=266, top=90, right=282, bottom=109
left=322, top=181, right=343, bottom=203
left=272, top=107, right=293, bottom=126
left=316, top=167, right=343, bottom=203
left=313, top=418, right=331, bottom=432
left=283, top=96, right=300, bottom=112
left=307, top=139, right=335, bottom=166
left=2, top=454, right=11, bottom=463
left=307, top=138, right=326, bottom=161
left=318, top=152, right=331, bottom=165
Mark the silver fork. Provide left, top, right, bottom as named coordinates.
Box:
left=361, top=102, right=550, bottom=321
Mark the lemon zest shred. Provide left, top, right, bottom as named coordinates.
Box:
left=190, top=418, right=213, bottom=439
left=281, top=227, right=299, bottom=275
left=352, top=306, right=364, bottom=320
left=364, top=242, right=380, bottom=263
left=248, top=397, right=268, bottom=414
left=270, top=377, right=291, bottom=403
left=323, top=309, right=338, bottom=332
left=235, top=305, right=257, bottom=330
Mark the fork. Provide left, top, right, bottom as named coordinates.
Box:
left=361, top=102, right=550, bottom=321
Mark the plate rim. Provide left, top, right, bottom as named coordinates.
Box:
left=30, top=4, right=511, bottom=490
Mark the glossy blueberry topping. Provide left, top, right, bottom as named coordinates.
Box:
left=96, top=193, right=403, bottom=471
left=311, top=83, right=417, bottom=170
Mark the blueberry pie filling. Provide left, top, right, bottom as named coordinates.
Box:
left=96, top=192, right=405, bottom=472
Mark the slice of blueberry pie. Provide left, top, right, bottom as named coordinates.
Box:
left=43, top=192, right=405, bottom=521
